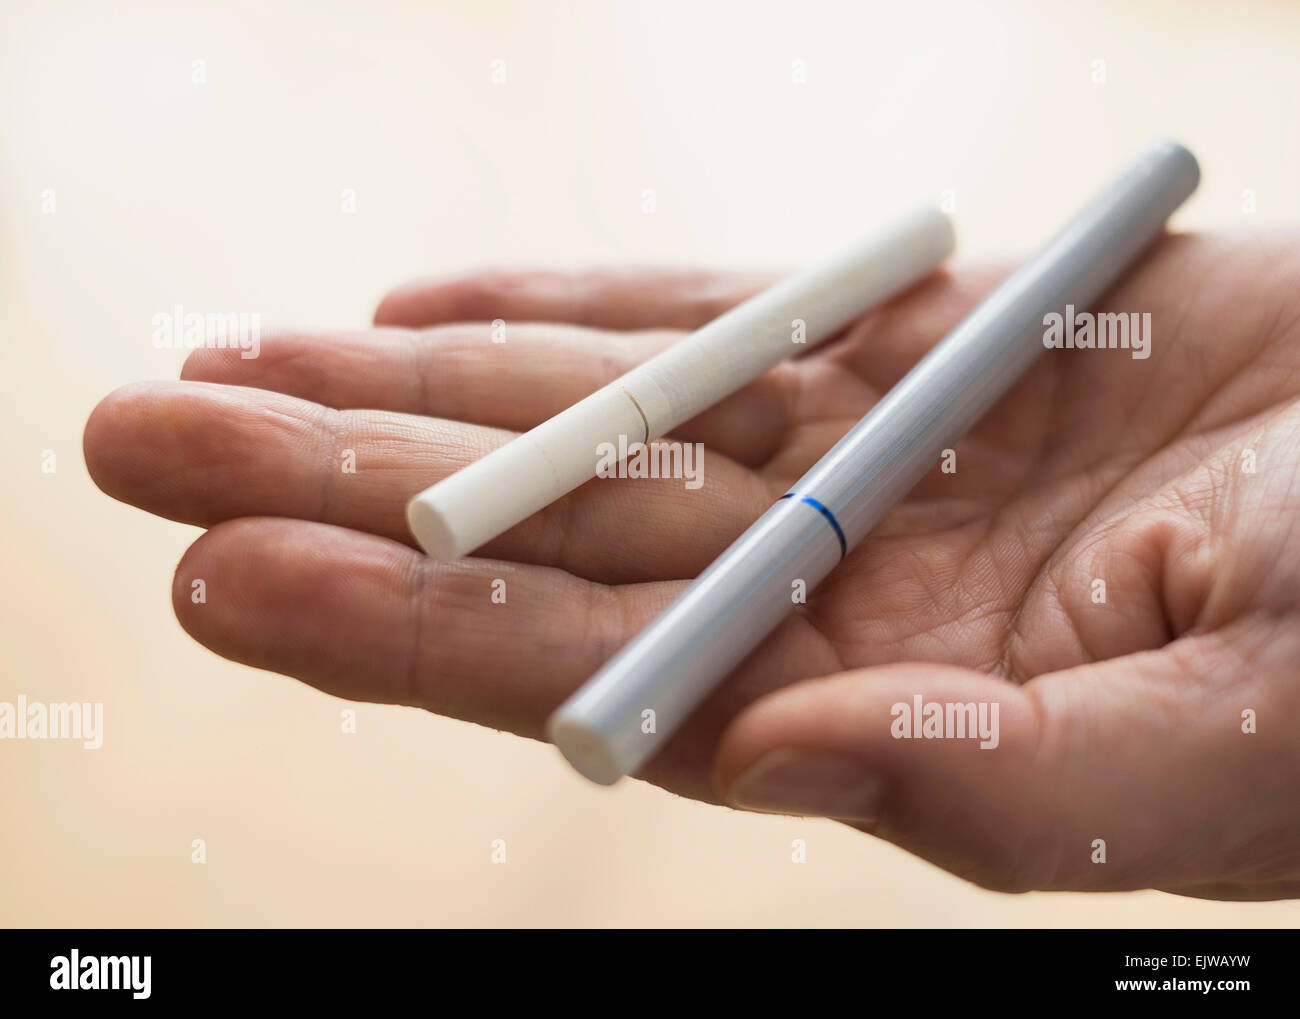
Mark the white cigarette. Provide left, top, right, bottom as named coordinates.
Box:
left=406, top=207, right=955, bottom=560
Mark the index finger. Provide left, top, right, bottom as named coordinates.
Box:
left=374, top=266, right=777, bottom=331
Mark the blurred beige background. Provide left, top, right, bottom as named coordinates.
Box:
left=2, top=0, right=1298, bottom=927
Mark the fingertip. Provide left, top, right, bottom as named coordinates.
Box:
left=713, top=664, right=1040, bottom=821
left=170, top=517, right=330, bottom=659
left=372, top=285, right=413, bottom=326
left=713, top=664, right=943, bottom=790
left=373, top=273, right=468, bottom=326
left=711, top=674, right=834, bottom=794
left=374, top=269, right=531, bottom=327
left=180, top=345, right=229, bottom=382
left=83, top=381, right=163, bottom=496
left=171, top=528, right=210, bottom=638
left=170, top=518, right=257, bottom=639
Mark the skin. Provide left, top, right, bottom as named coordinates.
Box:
left=84, top=232, right=1300, bottom=899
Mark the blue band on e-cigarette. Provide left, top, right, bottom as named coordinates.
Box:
left=779, top=492, right=847, bottom=560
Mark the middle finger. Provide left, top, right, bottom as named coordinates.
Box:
left=84, top=380, right=775, bottom=584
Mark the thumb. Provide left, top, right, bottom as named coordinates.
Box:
left=713, top=652, right=1248, bottom=893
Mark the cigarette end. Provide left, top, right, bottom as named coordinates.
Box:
left=407, top=494, right=460, bottom=561
left=547, top=711, right=626, bottom=786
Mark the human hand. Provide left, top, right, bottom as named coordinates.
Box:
left=84, top=233, right=1300, bottom=898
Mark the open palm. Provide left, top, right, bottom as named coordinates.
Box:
left=85, top=232, right=1300, bottom=899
